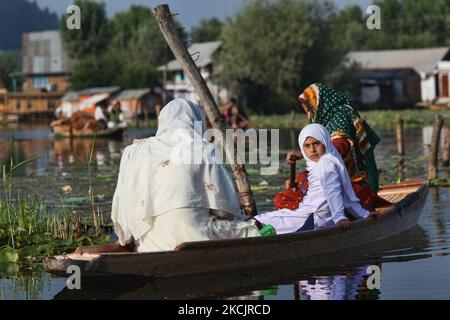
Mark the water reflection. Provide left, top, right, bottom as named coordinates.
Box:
left=296, top=266, right=379, bottom=300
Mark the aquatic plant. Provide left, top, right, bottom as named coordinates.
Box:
left=247, top=109, right=450, bottom=130
left=0, top=136, right=110, bottom=263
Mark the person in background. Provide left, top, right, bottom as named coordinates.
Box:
left=107, top=100, right=126, bottom=129
left=219, top=98, right=234, bottom=127
left=274, top=83, right=391, bottom=212
left=94, top=101, right=108, bottom=130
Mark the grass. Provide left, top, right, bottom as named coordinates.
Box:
left=0, top=136, right=110, bottom=263
left=248, top=109, right=450, bottom=130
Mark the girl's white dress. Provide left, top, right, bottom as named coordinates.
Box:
left=256, top=124, right=369, bottom=234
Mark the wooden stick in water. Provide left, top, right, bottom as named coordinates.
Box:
left=442, top=126, right=450, bottom=167
left=153, top=5, right=257, bottom=216
left=396, top=119, right=405, bottom=156
left=428, top=115, right=444, bottom=180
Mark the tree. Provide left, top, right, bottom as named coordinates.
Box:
left=0, top=51, right=21, bottom=91
left=191, top=17, right=223, bottom=43
left=69, top=52, right=122, bottom=90
left=59, top=0, right=110, bottom=59
left=219, top=0, right=338, bottom=113
left=328, top=5, right=367, bottom=55
left=363, top=0, right=450, bottom=50
left=113, top=62, right=160, bottom=89
left=109, top=5, right=187, bottom=66
left=109, top=5, right=166, bottom=66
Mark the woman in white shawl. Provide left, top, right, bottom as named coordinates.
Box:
left=255, top=123, right=376, bottom=234
left=111, top=98, right=260, bottom=252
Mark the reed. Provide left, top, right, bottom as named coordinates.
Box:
left=0, top=136, right=109, bottom=263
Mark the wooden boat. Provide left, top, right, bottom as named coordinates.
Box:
left=44, top=179, right=429, bottom=279
left=50, top=110, right=126, bottom=139
left=50, top=119, right=125, bottom=139
left=53, top=226, right=430, bottom=300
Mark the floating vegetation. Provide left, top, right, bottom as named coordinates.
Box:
left=429, top=178, right=450, bottom=187
left=0, top=136, right=111, bottom=264
left=248, top=109, right=450, bottom=130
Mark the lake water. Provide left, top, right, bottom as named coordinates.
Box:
left=0, top=123, right=449, bottom=300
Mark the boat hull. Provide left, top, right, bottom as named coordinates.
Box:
left=44, top=180, right=429, bottom=278
left=51, top=124, right=125, bottom=139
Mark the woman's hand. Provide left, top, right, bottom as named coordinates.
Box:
left=286, top=150, right=303, bottom=164
left=336, top=219, right=351, bottom=229
left=369, top=211, right=383, bottom=219
left=114, top=238, right=136, bottom=252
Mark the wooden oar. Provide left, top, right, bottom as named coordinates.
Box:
left=289, top=157, right=298, bottom=189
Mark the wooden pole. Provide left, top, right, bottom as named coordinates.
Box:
left=428, top=115, right=444, bottom=180
left=162, top=44, right=168, bottom=106
left=153, top=5, right=257, bottom=216
left=289, top=161, right=297, bottom=189
left=442, top=126, right=450, bottom=167
left=290, top=110, right=296, bottom=128
left=396, top=119, right=405, bottom=156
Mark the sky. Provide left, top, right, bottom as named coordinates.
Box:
left=32, top=0, right=373, bottom=30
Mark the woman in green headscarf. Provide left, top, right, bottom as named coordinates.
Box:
left=297, top=83, right=381, bottom=190
left=278, top=83, right=391, bottom=212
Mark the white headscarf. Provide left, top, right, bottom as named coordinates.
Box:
left=111, top=99, right=241, bottom=245
left=298, top=123, right=360, bottom=203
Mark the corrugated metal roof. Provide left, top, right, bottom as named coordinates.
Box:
left=22, top=30, right=71, bottom=74
left=61, top=91, right=79, bottom=102
left=79, top=94, right=110, bottom=110
left=115, top=89, right=150, bottom=100
left=78, top=86, right=121, bottom=96
left=346, top=47, right=450, bottom=73
left=357, top=69, right=414, bottom=79
left=159, top=41, right=222, bottom=72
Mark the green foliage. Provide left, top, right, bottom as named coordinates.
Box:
left=114, top=62, right=161, bottom=89
left=109, top=5, right=168, bottom=66
left=248, top=109, right=450, bottom=130
left=430, top=179, right=450, bottom=187
left=191, top=17, right=224, bottom=42
left=69, top=52, right=122, bottom=90
left=0, top=51, right=21, bottom=91
left=60, top=0, right=111, bottom=59
left=0, top=246, right=18, bottom=263
left=363, top=0, right=450, bottom=49
left=62, top=3, right=186, bottom=90
left=0, top=136, right=111, bottom=263
left=219, top=0, right=338, bottom=113
left=218, top=0, right=450, bottom=114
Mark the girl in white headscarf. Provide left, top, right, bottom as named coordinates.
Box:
left=111, top=98, right=260, bottom=253
left=255, top=123, right=372, bottom=234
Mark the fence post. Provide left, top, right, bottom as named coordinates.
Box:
left=428, top=115, right=444, bottom=180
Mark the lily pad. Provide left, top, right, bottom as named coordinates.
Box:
left=0, top=262, right=19, bottom=276
left=0, top=246, right=19, bottom=263
left=251, top=185, right=269, bottom=192
left=0, top=228, right=7, bottom=240
left=430, top=178, right=450, bottom=187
